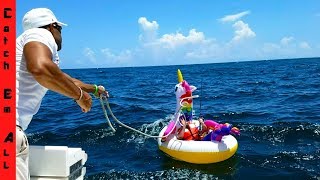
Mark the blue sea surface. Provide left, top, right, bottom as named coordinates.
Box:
left=27, top=58, right=320, bottom=179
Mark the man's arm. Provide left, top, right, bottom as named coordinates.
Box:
left=64, top=73, right=109, bottom=97
left=63, top=73, right=95, bottom=93
left=23, top=41, right=92, bottom=112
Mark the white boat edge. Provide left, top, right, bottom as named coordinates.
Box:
left=29, top=145, right=87, bottom=180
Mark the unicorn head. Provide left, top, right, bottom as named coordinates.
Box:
left=174, top=69, right=197, bottom=121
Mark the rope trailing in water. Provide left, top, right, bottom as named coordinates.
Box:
left=99, top=95, right=199, bottom=138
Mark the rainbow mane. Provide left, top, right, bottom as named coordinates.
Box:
left=174, top=69, right=196, bottom=121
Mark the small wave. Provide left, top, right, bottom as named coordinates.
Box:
left=276, top=151, right=320, bottom=161
left=122, top=115, right=174, bottom=144
left=238, top=149, right=320, bottom=178
left=240, top=122, right=320, bottom=145
left=87, top=168, right=228, bottom=180
left=28, top=115, right=175, bottom=147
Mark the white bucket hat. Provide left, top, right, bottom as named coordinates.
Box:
left=23, top=8, right=67, bottom=31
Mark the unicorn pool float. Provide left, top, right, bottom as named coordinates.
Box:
left=158, top=69, right=240, bottom=164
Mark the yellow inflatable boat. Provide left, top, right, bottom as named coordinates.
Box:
left=158, top=122, right=238, bottom=164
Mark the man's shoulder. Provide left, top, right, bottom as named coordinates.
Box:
left=21, top=28, right=52, bottom=38
left=17, top=28, right=57, bottom=53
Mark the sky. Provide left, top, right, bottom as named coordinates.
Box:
left=17, top=0, right=320, bottom=69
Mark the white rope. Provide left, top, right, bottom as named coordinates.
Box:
left=99, top=96, right=116, bottom=132
left=99, top=95, right=199, bottom=139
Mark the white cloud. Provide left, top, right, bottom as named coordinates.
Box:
left=83, top=47, right=96, bottom=64
left=262, top=37, right=315, bottom=59
left=101, top=48, right=132, bottom=63
left=136, top=18, right=216, bottom=64
left=262, top=43, right=281, bottom=53
left=82, top=15, right=258, bottom=67
left=138, top=17, right=159, bottom=43
left=184, top=42, right=222, bottom=60
left=219, top=11, right=250, bottom=23
left=219, top=11, right=256, bottom=44
left=299, top=42, right=311, bottom=49
left=136, top=15, right=256, bottom=64
left=158, top=29, right=206, bottom=49
left=138, top=17, right=159, bottom=31
left=231, top=20, right=256, bottom=42
left=80, top=15, right=317, bottom=68
left=280, top=36, right=294, bottom=46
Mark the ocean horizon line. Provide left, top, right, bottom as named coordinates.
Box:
left=62, top=56, right=320, bottom=70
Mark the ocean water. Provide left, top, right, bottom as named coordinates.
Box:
left=27, top=58, right=320, bottom=179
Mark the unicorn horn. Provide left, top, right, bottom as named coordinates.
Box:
left=177, top=69, right=184, bottom=83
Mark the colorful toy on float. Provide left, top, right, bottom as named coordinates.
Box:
left=158, top=69, right=240, bottom=164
